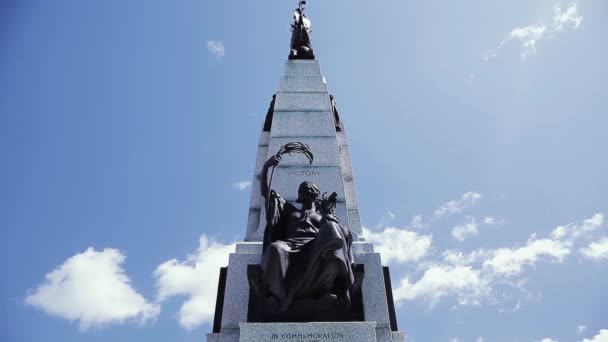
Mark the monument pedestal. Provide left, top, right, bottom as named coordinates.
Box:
left=240, top=322, right=376, bottom=342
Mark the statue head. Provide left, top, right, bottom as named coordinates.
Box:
left=296, top=181, right=320, bottom=203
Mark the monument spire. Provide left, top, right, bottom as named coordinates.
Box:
left=289, top=0, right=315, bottom=60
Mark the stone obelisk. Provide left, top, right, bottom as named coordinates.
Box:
left=207, top=2, right=406, bottom=341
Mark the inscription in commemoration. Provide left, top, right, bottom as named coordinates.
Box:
left=286, top=170, right=321, bottom=176
left=270, top=332, right=344, bottom=341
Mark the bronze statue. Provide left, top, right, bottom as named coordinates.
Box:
left=289, top=1, right=315, bottom=60
left=252, top=146, right=355, bottom=313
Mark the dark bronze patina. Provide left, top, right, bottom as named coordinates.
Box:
left=247, top=144, right=361, bottom=321
left=289, top=1, right=315, bottom=60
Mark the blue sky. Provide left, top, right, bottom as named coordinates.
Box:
left=1, top=1, right=607, bottom=341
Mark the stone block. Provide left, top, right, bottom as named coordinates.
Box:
left=235, top=242, right=263, bottom=254
left=245, top=209, right=261, bottom=240
left=258, top=131, right=270, bottom=146
left=268, top=137, right=341, bottom=167
left=221, top=253, right=261, bottom=329
left=239, top=322, right=377, bottom=342
left=270, top=112, right=336, bottom=138
left=339, top=145, right=359, bottom=210
left=249, top=177, right=262, bottom=209
left=206, top=333, right=220, bottom=342
left=392, top=331, right=407, bottom=342
left=218, top=329, right=240, bottom=342
left=269, top=166, right=345, bottom=202
left=348, top=209, right=363, bottom=236
left=352, top=242, right=374, bottom=254
left=253, top=145, right=268, bottom=176
left=274, top=92, right=332, bottom=112
left=278, top=76, right=328, bottom=93
left=282, top=61, right=322, bottom=77
left=356, top=253, right=391, bottom=328
left=336, top=130, right=348, bottom=146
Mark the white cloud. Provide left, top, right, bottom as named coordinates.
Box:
left=25, top=248, right=159, bottom=330
left=363, top=227, right=432, bottom=264
left=207, top=40, right=225, bottom=60
left=434, top=192, right=482, bottom=219
left=551, top=213, right=604, bottom=241
left=509, top=25, right=548, bottom=59
left=483, top=217, right=496, bottom=225
left=154, top=235, right=235, bottom=330
left=580, top=237, right=608, bottom=260
left=452, top=218, right=480, bottom=242
left=578, top=325, right=588, bottom=335
left=535, top=339, right=557, bottom=342
left=484, top=2, right=583, bottom=61
left=476, top=337, right=484, bottom=342
left=554, top=3, right=583, bottom=31
left=483, top=236, right=570, bottom=277
left=393, top=265, right=490, bottom=307
left=394, top=212, right=603, bottom=309
left=232, top=180, right=252, bottom=191
left=581, top=329, right=608, bottom=342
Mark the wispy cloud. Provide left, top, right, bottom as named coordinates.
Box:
left=554, top=3, right=583, bottom=31
left=232, top=180, right=252, bottom=191
left=154, top=235, right=235, bottom=330
left=434, top=192, right=482, bottom=219
left=578, top=325, right=588, bottom=335
left=483, top=2, right=583, bottom=61
left=25, top=248, right=159, bottom=330
left=451, top=218, right=480, bottom=242
left=510, top=25, right=548, bottom=60
left=207, top=40, right=225, bottom=60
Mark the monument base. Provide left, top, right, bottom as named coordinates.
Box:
left=240, top=322, right=376, bottom=342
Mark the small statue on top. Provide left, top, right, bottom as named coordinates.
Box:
left=289, top=1, right=315, bottom=60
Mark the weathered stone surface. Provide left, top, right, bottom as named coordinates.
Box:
left=336, top=130, right=348, bottom=146
left=268, top=137, right=340, bottom=167
left=348, top=209, right=363, bottom=236
left=221, top=253, right=261, bottom=329
left=269, top=166, right=345, bottom=202
left=392, top=331, right=407, bottom=342
left=270, top=112, right=336, bottom=138
left=282, top=60, right=322, bottom=77
left=249, top=177, right=262, bottom=209
left=352, top=242, right=374, bottom=254
left=339, top=144, right=359, bottom=210
left=356, top=253, right=391, bottom=328
left=245, top=209, right=261, bottom=240
left=239, top=322, right=377, bottom=342
left=258, top=131, right=270, bottom=146
left=278, top=76, right=328, bottom=93
left=206, top=333, right=220, bottom=342
left=235, top=242, right=263, bottom=254
left=274, top=92, right=332, bottom=112
left=253, top=145, right=269, bottom=176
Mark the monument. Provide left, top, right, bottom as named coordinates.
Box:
left=207, top=2, right=406, bottom=341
